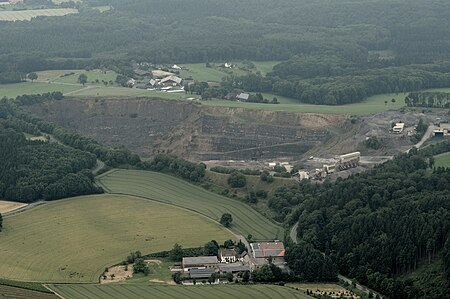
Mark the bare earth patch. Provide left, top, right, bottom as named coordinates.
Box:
left=144, top=259, right=162, bottom=265
left=287, top=283, right=361, bottom=299
left=101, top=265, right=134, bottom=284
left=149, top=279, right=165, bottom=284
left=0, top=201, right=28, bottom=213
left=152, top=70, right=174, bottom=78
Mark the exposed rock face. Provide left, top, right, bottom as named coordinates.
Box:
left=27, top=98, right=346, bottom=160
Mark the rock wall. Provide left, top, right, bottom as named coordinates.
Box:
left=28, top=98, right=346, bottom=161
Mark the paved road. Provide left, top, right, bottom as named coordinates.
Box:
left=92, top=159, right=106, bottom=176
left=289, top=222, right=298, bottom=243
left=414, top=124, right=435, bottom=149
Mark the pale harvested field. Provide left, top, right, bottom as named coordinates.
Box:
left=0, top=8, right=78, bottom=21
left=0, top=201, right=27, bottom=213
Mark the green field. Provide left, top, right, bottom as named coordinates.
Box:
left=68, top=86, right=185, bottom=99
left=36, top=69, right=117, bottom=83
left=0, top=194, right=233, bottom=282
left=0, top=8, right=78, bottom=21
left=434, top=153, right=450, bottom=168
left=52, top=70, right=118, bottom=85
left=252, top=61, right=280, bottom=75
left=97, top=170, right=283, bottom=240
left=0, top=82, right=81, bottom=98
left=49, top=284, right=313, bottom=299
left=179, top=64, right=230, bottom=82
left=202, top=92, right=407, bottom=115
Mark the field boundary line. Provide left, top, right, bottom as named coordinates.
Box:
left=42, top=284, right=67, bottom=299
left=95, top=169, right=118, bottom=180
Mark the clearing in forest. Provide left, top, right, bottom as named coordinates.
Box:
left=0, top=194, right=233, bottom=282
left=96, top=169, right=283, bottom=240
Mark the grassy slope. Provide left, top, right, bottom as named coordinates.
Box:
left=252, top=61, right=280, bottom=75
left=434, top=153, right=450, bottom=168
left=0, top=194, right=233, bottom=283
left=49, top=284, right=313, bottom=299
left=204, top=171, right=297, bottom=219
left=400, top=255, right=449, bottom=298
left=96, top=169, right=283, bottom=240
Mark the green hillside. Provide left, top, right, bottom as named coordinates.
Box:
left=97, top=169, right=283, bottom=240
left=0, top=194, right=233, bottom=282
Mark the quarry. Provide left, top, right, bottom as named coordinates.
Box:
left=26, top=97, right=447, bottom=182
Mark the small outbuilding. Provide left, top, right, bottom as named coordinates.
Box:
left=220, top=249, right=237, bottom=263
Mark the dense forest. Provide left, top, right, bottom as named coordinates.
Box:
left=1, top=0, right=450, bottom=104
left=268, top=150, right=450, bottom=298
left=0, top=114, right=102, bottom=202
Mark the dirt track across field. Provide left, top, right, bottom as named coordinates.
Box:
left=0, top=201, right=28, bottom=214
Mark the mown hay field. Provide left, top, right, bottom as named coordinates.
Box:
left=0, top=8, right=78, bottom=21
left=49, top=284, right=313, bottom=299
left=97, top=170, right=283, bottom=240
left=0, top=194, right=233, bottom=282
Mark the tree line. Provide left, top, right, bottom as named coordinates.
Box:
left=405, top=91, right=450, bottom=108
left=218, top=63, right=450, bottom=105
left=2, top=0, right=450, bottom=102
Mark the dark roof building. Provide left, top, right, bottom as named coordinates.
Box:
left=182, top=256, right=218, bottom=271
left=189, top=268, right=216, bottom=279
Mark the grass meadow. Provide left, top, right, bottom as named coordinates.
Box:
left=179, top=64, right=229, bottom=82
left=0, top=82, right=80, bottom=98
left=49, top=284, right=313, bottom=299
left=0, top=194, right=233, bottom=282
left=202, top=92, right=408, bottom=115
left=96, top=170, right=283, bottom=240
left=434, top=153, right=450, bottom=168
left=0, top=8, right=77, bottom=21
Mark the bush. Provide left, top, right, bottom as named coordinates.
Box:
left=220, top=213, right=233, bottom=227
left=228, top=172, right=246, bottom=188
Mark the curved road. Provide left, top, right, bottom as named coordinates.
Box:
left=92, top=159, right=106, bottom=176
